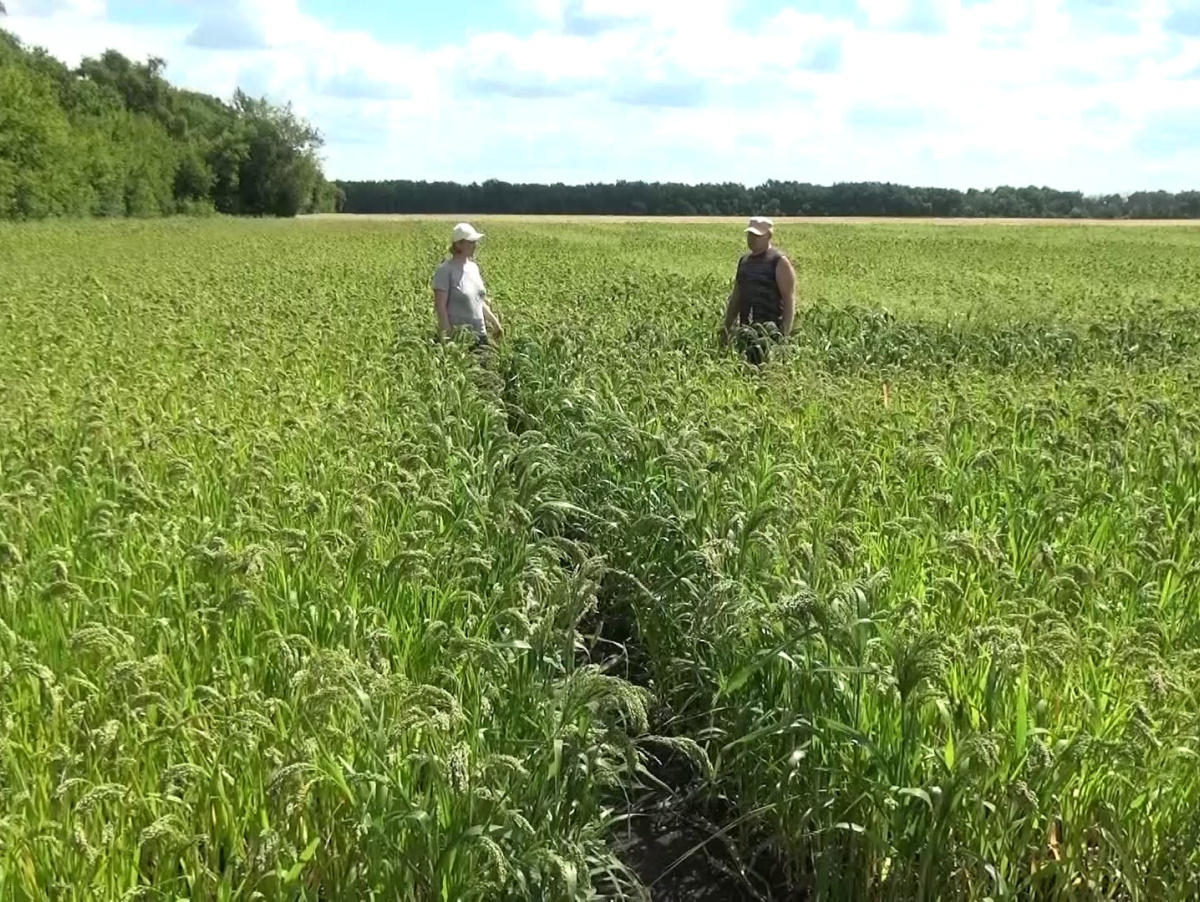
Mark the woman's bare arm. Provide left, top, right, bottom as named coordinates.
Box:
left=433, top=289, right=451, bottom=337
left=482, top=302, right=503, bottom=337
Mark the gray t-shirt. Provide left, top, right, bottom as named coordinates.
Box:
left=432, top=259, right=487, bottom=337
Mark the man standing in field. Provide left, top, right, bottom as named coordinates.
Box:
left=720, top=216, right=797, bottom=362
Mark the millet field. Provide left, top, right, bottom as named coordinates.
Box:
left=3, top=218, right=1200, bottom=901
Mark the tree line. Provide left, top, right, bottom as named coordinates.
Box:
left=338, top=179, right=1200, bottom=220
left=0, top=27, right=342, bottom=220
left=4, top=14, right=1197, bottom=224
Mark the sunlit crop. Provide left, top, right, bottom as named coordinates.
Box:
left=3, top=218, right=1200, bottom=900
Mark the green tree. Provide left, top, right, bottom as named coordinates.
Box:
left=232, top=90, right=325, bottom=217
left=0, top=49, right=86, bottom=218
left=1, top=28, right=335, bottom=221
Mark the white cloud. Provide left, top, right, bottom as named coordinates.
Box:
left=5, top=0, right=105, bottom=17
left=183, top=0, right=319, bottom=50
left=2, top=0, right=1199, bottom=191
left=859, top=0, right=956, bottom=32
left=543, top=0, right=736, bottom=32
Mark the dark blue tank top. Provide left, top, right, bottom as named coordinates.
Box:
left=736, top=247, right=784, bottom=325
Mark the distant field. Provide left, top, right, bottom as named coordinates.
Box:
left=4, top=218, right=1200, bottom=900
left=309, top=212, right=1200, bottom=226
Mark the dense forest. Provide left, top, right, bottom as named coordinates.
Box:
left=0, top=26, right=341, bottom=220
left=338, top=179, right=1200, bottom=219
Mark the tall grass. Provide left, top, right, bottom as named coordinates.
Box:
left=3, top=218, right=1200, bottom=899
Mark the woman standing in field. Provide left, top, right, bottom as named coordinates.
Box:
left=432, top=222, right=503, bottom=345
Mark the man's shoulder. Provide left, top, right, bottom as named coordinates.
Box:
left=740, top=248, right=786, bottom=264
left=768, top=248, right=793, bottom=270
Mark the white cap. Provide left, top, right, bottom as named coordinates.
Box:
left=453, top=222, right=484, bottom=242
left=745, top=216, right=774, bottom=236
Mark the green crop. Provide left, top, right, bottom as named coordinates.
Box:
left=3, top=217, right=1200, bottom=900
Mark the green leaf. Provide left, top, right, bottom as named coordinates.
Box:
left=899, top=787, right=933, bottom=810
left=281, top=838, right=319, bottom=884
left=718, top=644, right=788, bottom=698
left=1015, top=665, right=1029, bottom=759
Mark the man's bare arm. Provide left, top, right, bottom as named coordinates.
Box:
left=721, top=284, right=740, bottom=343
left=776, top=256, right=796, bottom=337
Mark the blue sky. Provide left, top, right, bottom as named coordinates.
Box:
left=5, top=0, right=1200, bottom=191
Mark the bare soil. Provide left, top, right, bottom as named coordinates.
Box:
left=613, top=810, right=776, bottom=901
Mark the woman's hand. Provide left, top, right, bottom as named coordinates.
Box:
left=483, top=304, right=503, bottom=340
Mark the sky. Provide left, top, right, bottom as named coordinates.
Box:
left=4, top=0, right=1200, bottom=192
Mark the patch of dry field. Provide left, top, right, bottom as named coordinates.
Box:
left=305, top=212, right=1200, bottom=226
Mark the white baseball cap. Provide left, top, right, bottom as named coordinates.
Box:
left=452, top=222, right=484, bottom=242
left=745, top=217, right=774, bottom=236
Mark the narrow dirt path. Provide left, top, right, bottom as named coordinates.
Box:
left=478, top=346, right=797, bottom=901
